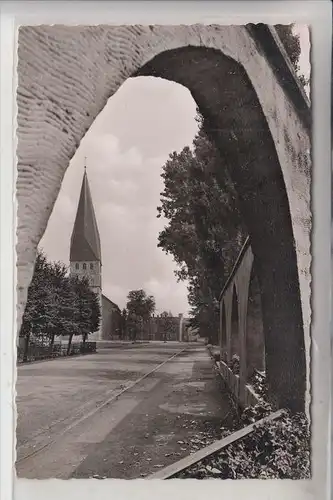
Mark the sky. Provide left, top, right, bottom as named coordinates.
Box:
left=39, top=25, right=310, bottom=316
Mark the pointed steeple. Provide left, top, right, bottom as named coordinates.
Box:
left=70, top=165, right=101, bottom=263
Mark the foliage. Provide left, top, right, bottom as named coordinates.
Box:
left=159, top=311, right=178, bottom=340
left=240, top=401, right=274, bottom=425
left=176, top=404, right=310, bottom=479
left=20, top=250, right=101, bottom=357
left=248, top=370, right=268, bottom=400
left=120, top=308, right=128, bottom=339
left=126, top=289, right=156, bottom=319
left=157, top=118, right=247, bottom=342
left=275, top=24, right=301, bottom=68
left=228, top=354, right=240, bottom=375
left=125, top=289, right=156, bottom=341
left=174, top=362, right=309, bottom=480
left=275, top=24, right=310, bottom=89
left=67, top=274, right=101, bottom=352
left=125, top=312, right=142, bottom=341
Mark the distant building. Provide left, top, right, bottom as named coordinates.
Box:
left=69, top=166, right=121, bottom=341
left=102, top=295, right=122, bottom=340
left=131, top=313, right=191, bottom=342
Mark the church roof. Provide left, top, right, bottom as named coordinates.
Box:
left=70, top=170, right=102, bottom=263
left=102, top=294, right=121, bottom=312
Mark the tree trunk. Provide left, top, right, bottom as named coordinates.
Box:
left=67, top=333, right=74, bottom=355
left=50, top=333, right=55, bottom=347
left=23, top=331, right=31, bottom=362
left=81, top=333, right=87, bottom=354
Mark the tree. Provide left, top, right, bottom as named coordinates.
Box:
left=275, top=24, right=310, bottom=89
left=20, top=250, right=52, bottom=360
left=120, top=308, right=127, bottom=339
left=19, top=250, right=101, bottom=359
left=67, top=275, right=101, bottom=354
left=159, top=311, right=178, bottom=342
left=47, top=260, right=69, bottom=346
left=126, top=289, right=156, bottom=341
left=87, top=288, right=101, bottom=340
left=126, top=312, right=141, bottom=342
left=157, top=118, right=247, bottom=343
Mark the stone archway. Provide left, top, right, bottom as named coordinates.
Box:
left=17, top=24, right=310, bottom=411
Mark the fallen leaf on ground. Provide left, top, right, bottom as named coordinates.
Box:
left=211, top=467, right=222, bottom=474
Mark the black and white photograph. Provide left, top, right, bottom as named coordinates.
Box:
left=0, top=3, right=329, bottom=497
left=14, top=19, right=313, bottom=482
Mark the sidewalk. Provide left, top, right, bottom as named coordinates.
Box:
left=71, top=345, right=238, bottom=479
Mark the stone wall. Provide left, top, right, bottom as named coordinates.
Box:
left=101, top=295, right=122, bottom=340
left=219, top=360, right=261, bottom=409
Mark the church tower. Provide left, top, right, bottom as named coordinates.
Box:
left=70, top=164, right=102, bottom=340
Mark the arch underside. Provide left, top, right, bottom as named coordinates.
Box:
left=230, top=284, right=240, bottom=360
left=17, top=25, right=309, bottom=411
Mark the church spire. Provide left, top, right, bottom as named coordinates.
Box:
left=70, top=162, right=101, bottom=263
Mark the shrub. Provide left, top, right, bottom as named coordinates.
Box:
left=228, top=354, right=240, bottom=375
left=248, top=370, right=268, bottom=399
left=176, top=406, right=310, bottom=480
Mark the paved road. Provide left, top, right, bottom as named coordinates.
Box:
left=16, top=342, right=235, bottom=479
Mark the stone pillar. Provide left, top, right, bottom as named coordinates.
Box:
left=230, top=286, right=240, bottom=358
left=219, top=300, right=223, bottom=357
left=219, top=299, right=227, bottom=362
left=236, top=248, right=253, bottom=405
left=224, top=288, right=233, bottom=364
left=239, top=293, right=249, bottom=405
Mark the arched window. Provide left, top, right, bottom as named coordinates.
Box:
left=90, top=263, right=94, bottom=270
left=75, top=263, right=79, bottom=270
left=83, top=263, right=87, bottom=270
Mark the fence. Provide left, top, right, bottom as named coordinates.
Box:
left=17, top=341, right=97, bottom=363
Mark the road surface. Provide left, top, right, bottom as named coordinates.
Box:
left=16, top=342, right=235, bottom=479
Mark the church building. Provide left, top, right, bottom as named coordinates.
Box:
left=69, top=166, right=122, bottom=341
